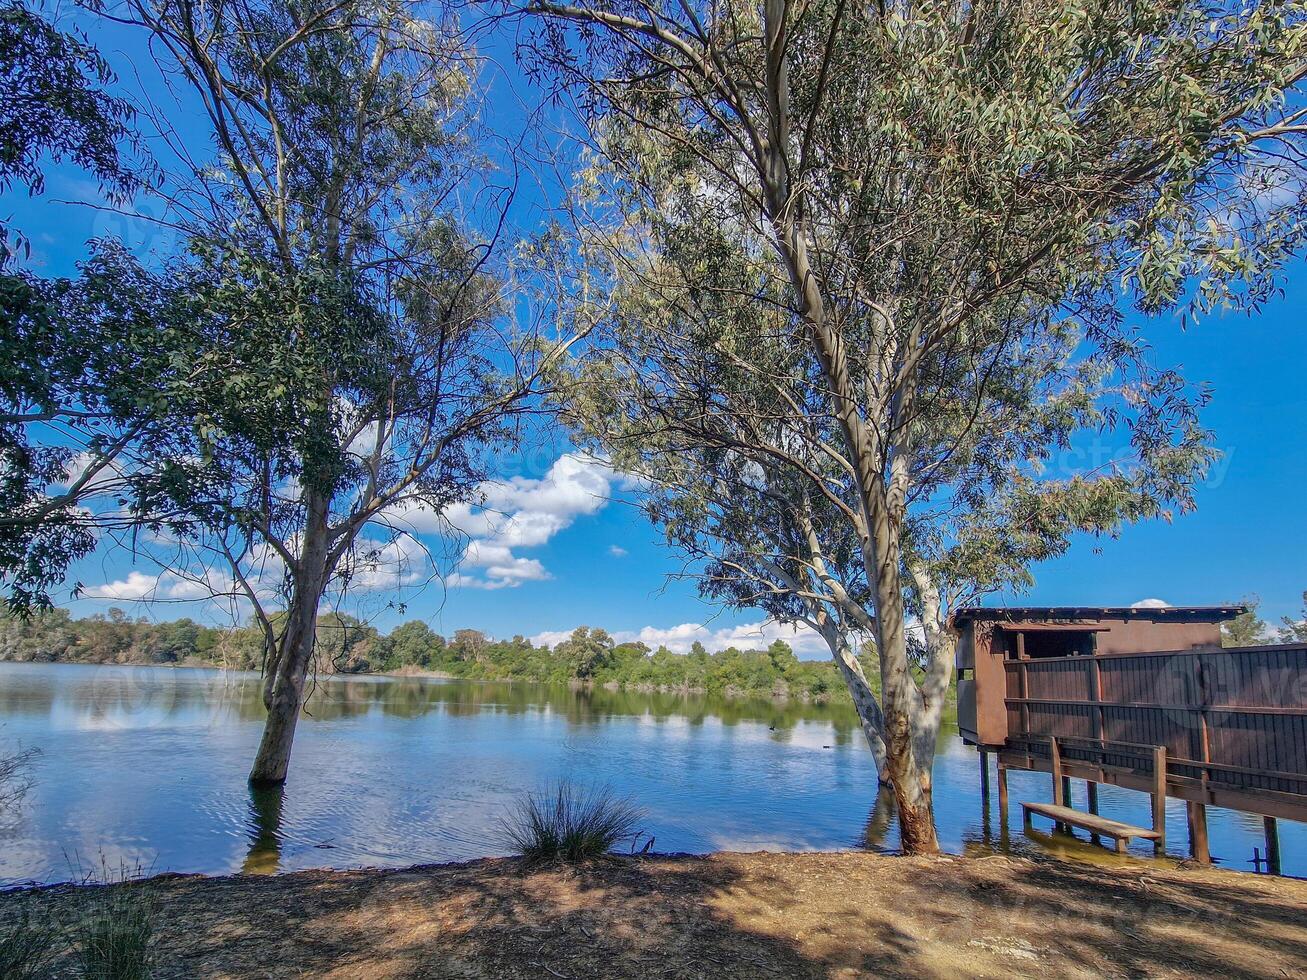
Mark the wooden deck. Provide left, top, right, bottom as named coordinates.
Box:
left=1021, top=801, right=1160, bottom=853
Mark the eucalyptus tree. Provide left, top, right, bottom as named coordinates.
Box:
left=90, top=0, right=586, bottom=784
left=532, top=0, right=1307, bottom=851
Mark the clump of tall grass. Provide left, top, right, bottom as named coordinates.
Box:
left=0, top=911, right=59, bottom=979
left=69, top=861, right=157, bottom=980
left=502, top=782, right=646, bottom=864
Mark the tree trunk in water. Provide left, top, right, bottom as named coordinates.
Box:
left=249, top=616, right=316, bottom=785
left=878, top=671, right=941, bottom=853
left=249, top=490, right=332, bottom=786
left=891, top=760, right=938, bottom=854
left=252, top=616, right=318, bottom=789
left=829, top=621, right=939, bottom=849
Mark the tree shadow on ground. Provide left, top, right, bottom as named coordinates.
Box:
left=887, top=850, right=1307, bottom=980
left=3, top=845, right=1306, bottom=978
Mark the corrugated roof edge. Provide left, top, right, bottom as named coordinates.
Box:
left=950, top=605, right=1247, bottom=626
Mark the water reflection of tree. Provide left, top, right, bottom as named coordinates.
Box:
left=306, top=677, right=871, bottom=735
left=376, top=679, right=441, bottom=719
left=12, top=665, right=891, bottom=738
left=861, top=784, right=898, bottom=851
left=242, top=784, right=285, bottom=874
left=0, top=680, right=54, bottom=716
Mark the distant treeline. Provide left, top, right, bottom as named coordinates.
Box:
left=0, top=610, right=870, bottom=702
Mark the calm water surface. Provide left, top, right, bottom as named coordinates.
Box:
left=0, top=661, right=1301, bottom=884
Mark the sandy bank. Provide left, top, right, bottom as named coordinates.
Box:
left=3, top=849, right=1304, bottom=977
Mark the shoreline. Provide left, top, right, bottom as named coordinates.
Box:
left=0, top=657, right=854, bottom=704
left=2, top=849, right=1303, bottom=977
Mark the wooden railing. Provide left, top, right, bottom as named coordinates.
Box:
left=1000, top=643, right=1307, bottom=819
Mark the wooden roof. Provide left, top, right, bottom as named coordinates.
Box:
left=950, top=605, right=1245, bottom=629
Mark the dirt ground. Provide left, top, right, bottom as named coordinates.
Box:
left=3, top=850, right=1305, bottom=979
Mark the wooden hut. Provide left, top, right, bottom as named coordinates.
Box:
left=952, top=605, right=1307, bottom=866
left=954, top=605, right=1239, bottom=747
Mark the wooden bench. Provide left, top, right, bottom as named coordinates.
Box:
left=1021, top=801, right=1161, bottom=854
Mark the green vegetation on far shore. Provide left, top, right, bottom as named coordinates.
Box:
left=0, top=609, right=877, bottom=703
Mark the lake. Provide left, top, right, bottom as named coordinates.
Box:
left=0, top=660, right=1301, bottom=885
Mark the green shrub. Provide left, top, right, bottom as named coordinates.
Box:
left=73, top=883, right=155, bottom=980
left=502, top=782, right=645, bottom=864
left=0, top=911, right=59, bottom=979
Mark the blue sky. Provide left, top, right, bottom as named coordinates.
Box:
left=6, top=10, right=1306, bottom=655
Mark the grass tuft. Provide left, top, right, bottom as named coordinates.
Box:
left=72, top=864, right=156, bottom=980
left=0, top=911, right=59, bottom=979
left=502, top=781, right=646, bottom=864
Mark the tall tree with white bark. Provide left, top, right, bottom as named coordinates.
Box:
left=530, top=0, right=1307, bottom=851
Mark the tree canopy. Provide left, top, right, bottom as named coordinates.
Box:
left=529, top=0, right=1307, bottom=850
left=0, top=0, right=157, bottom=614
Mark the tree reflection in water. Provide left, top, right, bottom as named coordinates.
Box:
left=860, top=784, right=897, bottom=852
left=243, top=784, right=285, bottom=874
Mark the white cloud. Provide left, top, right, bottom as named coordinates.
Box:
left=1131, top=598, right=1172, bottom=609
left=443, top=453, right=618, bottom=589
left=608, top=545, right=628, bottom=558
left=531, top=618, right=830, bottom=657
left=84, top=451, right=623, bottom=608
left=164, top=570, right=233, bottom=600
left=529, top=629, right=579, bottom=647
left=448, top=556, right=550, bottom=591
left=345, top=420, right=385, bottom=461
left=88, top=562, right=257, bottom=606
left=87, top=571, right=162, bottom=601
left=337, top=395, right=390, bottom=464
left=84, top=532, right=422, bottom=610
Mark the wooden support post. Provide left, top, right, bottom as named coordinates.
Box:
left=1062, top=776, right=1073, bottom=808
left=1050, top=737, right=1063, bottom=806
left=979, top=750, right=990, bottom=804
left=997, top=764, right=1009, bottom=818
left=1264, top=817, right=1282, bottom=876
left=1086, top=781, right=1101, bottom=845
left=1187, top=801, right=1210, bottom=864
left=1152, top=746, right=1168, bottom=856
left=1049, top=736, right=1066, bottom=832
left=1017, top=633, right=1030, bottom=736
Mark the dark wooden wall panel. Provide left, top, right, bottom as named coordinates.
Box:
left=1000, top=643, right=1307, bottom=815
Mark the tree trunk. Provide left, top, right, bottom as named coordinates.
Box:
left=889, top=753, right=938, bottom=854
left=248, top=633, right=310, bottom=786
left=248, top=489, right=333, bottom=785
left=830, top=616, right=939, bottom=850
left=754, top=34, right=942, bottom=851
left=868, top=503, right=942, bottom=855
left=829, top=637, right=890, bottom=783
